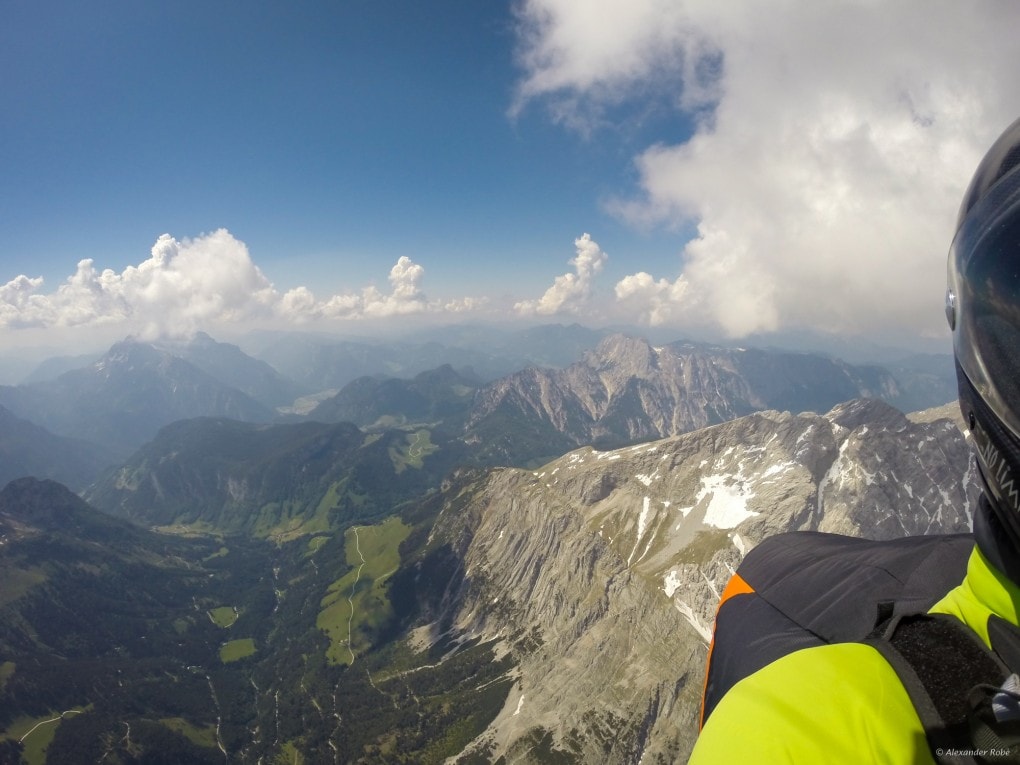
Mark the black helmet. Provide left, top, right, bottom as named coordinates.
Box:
left=948, top=116, right=1020, bottom=552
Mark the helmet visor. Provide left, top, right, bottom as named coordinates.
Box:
left=949, top=165, right=1020, bottom=440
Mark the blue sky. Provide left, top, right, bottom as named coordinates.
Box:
left=4, top=1, right=1020, bottom=357
left=2, top=1, right=685, bottom=296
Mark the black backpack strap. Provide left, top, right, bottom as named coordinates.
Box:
left=866, top=614, right=1008, bottom=765
left=988, top=616, right=1020, bottom=672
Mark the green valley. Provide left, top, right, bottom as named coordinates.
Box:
left=0, top=471, right=523, bottom=764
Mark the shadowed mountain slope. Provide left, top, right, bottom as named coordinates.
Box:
left=0, top=339, right=275, bottom=459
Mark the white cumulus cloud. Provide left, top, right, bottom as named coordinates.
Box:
left=0, top=230, right=277, bottom=338
left=515, top=233, right=608, bottom=316
left=285, top=255, right=430, bottom=321
left=0, top=230, right=475, bottom=338
left=514, top=0, right=1020, bottom=340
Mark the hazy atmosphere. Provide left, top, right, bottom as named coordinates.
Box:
left=5, top=1, right=1020, bottom=358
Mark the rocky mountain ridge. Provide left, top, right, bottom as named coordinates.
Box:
left=418, top=398, right=975, bottom=763
left=463, top=334, right=904, bottom=465
left=0, top=328, right=955, bottom=489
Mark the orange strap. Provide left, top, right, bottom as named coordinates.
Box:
left=699, top=572, right=755, bottom=728
left=717, top=571, right=755, bottom=607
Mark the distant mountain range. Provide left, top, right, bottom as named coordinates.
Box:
left=0, top=326, right=612, bottom=477
left=245, top=334, right=515, bottom=392
left=302, top=332, right=957, bottom=468
left=0, top=326, right=958, bottom=500
left=461, top=334, right=922, bottom=465
left=0, top=338, right=276, bottom=461
left=242, top=323, right=608, bottom=390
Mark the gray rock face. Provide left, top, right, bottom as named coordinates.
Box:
left=465, top=334, right=900, bottom=465
left=423, top=398, right=976, bottom=763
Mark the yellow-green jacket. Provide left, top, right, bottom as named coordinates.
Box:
left=690, top=546, right=1020, bottom=764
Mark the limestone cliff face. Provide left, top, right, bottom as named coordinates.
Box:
left=423, top=398, right=976, bottom=764
left=465, top=334, right=900, bottom=465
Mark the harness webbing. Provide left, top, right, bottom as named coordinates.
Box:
left=867, top=614, right=1007, bottom=765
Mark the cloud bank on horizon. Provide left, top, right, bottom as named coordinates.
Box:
left=4, top=1, right=1020, bottom=346
left=0, top=230, right=481, bottom=340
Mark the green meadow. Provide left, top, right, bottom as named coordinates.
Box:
left=3, top=708, right=86, bottom=765
left=389, top=429, right=438, bottom=473
left=159, top=717, right=218, bottom=748
left=207, top=606, right=238, bottom=628
left=219, top=638, right=256, bottom=663
left=317, top=516, right=411, bottom=665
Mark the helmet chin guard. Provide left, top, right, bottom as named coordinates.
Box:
left=958, top=365, right=1020, bottom=554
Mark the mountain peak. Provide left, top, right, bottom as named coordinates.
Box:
left=588, top=333, right=658, bottom=372
left=189, top=330, right=216, bottom=345
left=826, top=398, right=909, bottom=431
left=592, top=332, right=652, bottom=354
left=101, top=338, right=164, bottom=367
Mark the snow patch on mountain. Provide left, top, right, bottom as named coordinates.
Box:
left=699, top=473, right=759, bottom=529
